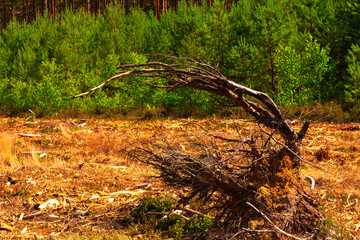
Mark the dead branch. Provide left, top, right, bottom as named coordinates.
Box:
left=72, top=59, right=307, bottom=149
left=18, top=133, right=42, bottom=137
left=182, top=120, right=244, bottom=143
left=305, top=176, right=316, bottom=189
left=257, top=123, right=328, bottom=172
left=23, top=211, right=50, bottom=220
left=22, top=151, right=49, bottom=155
left=175, top=206, right=206, bottom=218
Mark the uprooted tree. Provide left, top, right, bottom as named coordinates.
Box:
left=73, top=57, right=325, bottom=239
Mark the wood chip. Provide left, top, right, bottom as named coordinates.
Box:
left=18, top=133, right=42, bottom=137
left=176, top=206, right=205, bottom=217
left=39, top=199, right=60, bottom=209
left=72, top=210, right=90, bottom=218
left=109, top=190, right=145, bottom=196
left=134, top=183, right=151, bottom=189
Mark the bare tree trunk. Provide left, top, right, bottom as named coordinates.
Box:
left=269, top=43, right=276, bottom=93
left=59, top=0, right=62, bottom=20
left=86, top=0, right=90, bottom=13
left=125, top=0, right=130, bottom=14
left=2, top=0, right=6, bottom=29
left=26, top=0, right=30, bottom=22
left=32, top=0, right=37, bottom=23
left=44, top=0, right=48, bottom=14
left=154, top=0, right=159, bottom=19
left=23, top=0, right=27, bottom=23
left=52, top=0, right=56, bottom=19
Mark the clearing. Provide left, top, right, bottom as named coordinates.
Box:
left=0, top=117, right=359, bottom=239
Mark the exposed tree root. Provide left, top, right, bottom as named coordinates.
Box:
left=130, top=123, right=324, bottom=238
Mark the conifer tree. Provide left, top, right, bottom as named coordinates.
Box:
left=274, top=35, right=330, bottom=106
left=228, top=0, right=298, bottom=96
left=346, top=44, right=360, bottom=103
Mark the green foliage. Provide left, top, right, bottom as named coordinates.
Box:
left=130, top=196, right=173, bottom=223
left=155, top=214, right=183, bottom=233
left=160, top=214, right=213, bottom=238
left=127, top=196, right=213, bottom=238
left=0, top=0, right=360, bottom=120
left=183, top=214, right=213, bottom=234
left=160, top=1, right=207, bottom=57
left=346, top=44, right=360, bottom=102
left=274, top=35, right=330, bottom=106
left=227, top=0, right=299, bottom=93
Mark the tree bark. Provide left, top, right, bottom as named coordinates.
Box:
left=32, top=0, right=37, bottom=23
left=52, top=0, right=56, bottom=19
left=86, top=0, right=90, bottom=13
left=125, top=0, right=130, bottom=14
left=2, top=0, right=6, bottom=29
left=59, top=0, right=62, bottom=20
left=23, top=0, right=27, bottom=23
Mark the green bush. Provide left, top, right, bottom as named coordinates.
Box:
left=130, top=196, right=174, bottom=224
left=127, top=196, right=213, bottom=238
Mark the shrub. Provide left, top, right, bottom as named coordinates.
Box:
left=126, top=196, right=213, bottom=238
left=130, top=196, right=173, bottom=224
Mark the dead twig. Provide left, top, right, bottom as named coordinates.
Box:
left=257, top=123, right=329, bottom=172
left=18, top=133, right=42, bottom=137
left=182, top=120, right=243, bottom=143
left=23, top=211, right=50, bottom=220
left=246, top=202, right=313, bottom=240
left=229, top=228, right=275, bottom=239
left=21, top=151, right=49, bottom=155
left=175, top=206, right=206, bottom=218
left=52, top=219, right=74, bottom=237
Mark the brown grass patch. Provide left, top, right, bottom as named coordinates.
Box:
left=0, top=118, right=359, bottom=239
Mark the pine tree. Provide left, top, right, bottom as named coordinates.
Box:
left=346, top=44, right=360, bottom=103
left=227, top=0, right=299, bottom=96
left=274, top=34, right=330, bottom=106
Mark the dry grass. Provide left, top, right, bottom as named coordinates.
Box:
left=300, top=122, right=360, bottom=238
left=0, top=118, right=169, bottom=239
left=0, top=117, right=359, bottom=239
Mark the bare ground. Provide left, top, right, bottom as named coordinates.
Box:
left=0, top=117, right=359, bottom=239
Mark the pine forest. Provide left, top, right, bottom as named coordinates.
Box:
left=0, top=0, right=360, bottom=120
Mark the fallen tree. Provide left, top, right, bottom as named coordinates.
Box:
left=73, top=56, right=324, bottom=239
